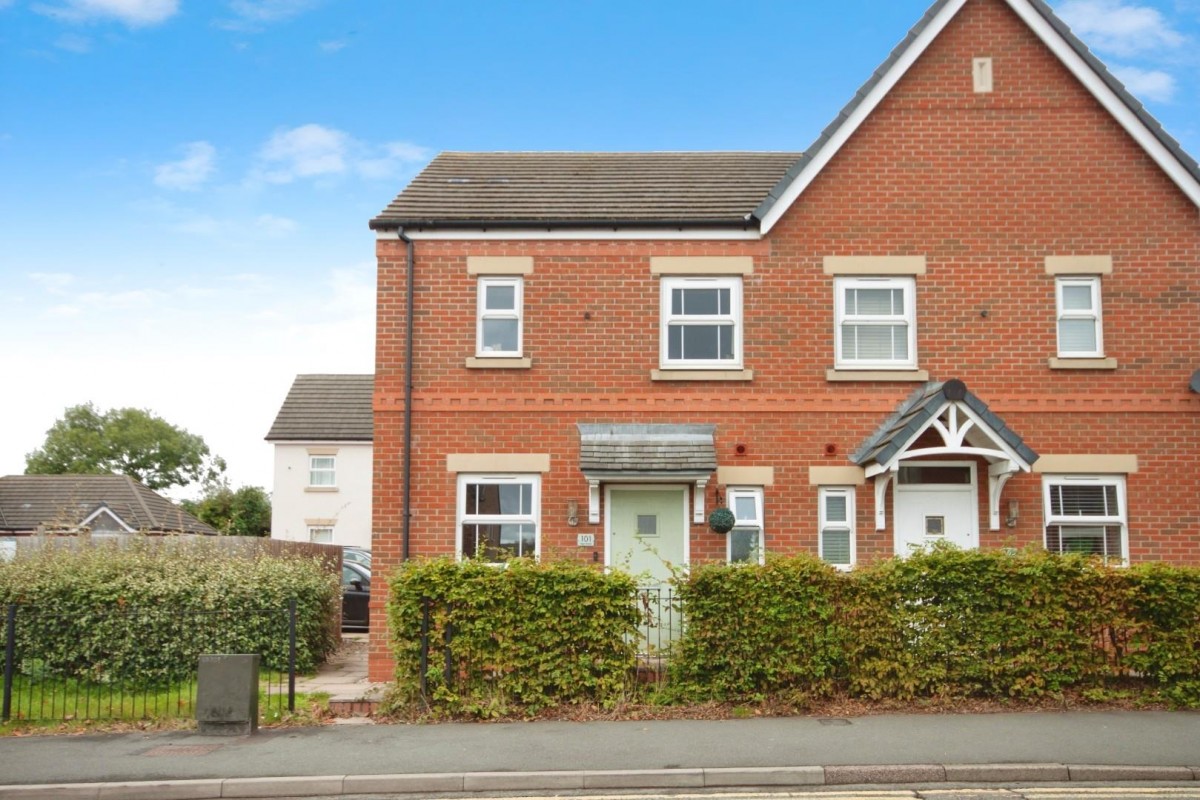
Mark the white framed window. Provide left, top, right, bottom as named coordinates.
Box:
left=835, top=277, right=916, bottom=369
left=1042, top=475, right=1126, bottom=562
left=727, top=487, right=764, bottom=564
left=477, top=277, right=523, bottom=356
left=660, top=276, right=742, bottom=368
left=457, top=474, right=540, bottom=562
left=819, top=487, right=856, bottom=569
left=1056, top=276, right=1103, bottom=357
left=308, top=526, right=334, bottom=544
left=309, top=455, right=336, bottom=487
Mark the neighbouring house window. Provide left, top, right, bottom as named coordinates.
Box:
left=819, top=487, right=856, bottom=569
left=309, top=455, right=336, bottom=487
left=309, top=526, right=334, bottom=544
left=1056, top=277, right=1103, bottom=357
left=660, top=276, right=742, bottom=368
left=835, top=277, right=916, bottom=369
left=458, top=474, right=540, bottom=562
left=477, top=277, right=523, bottom=356
left=1043, top=475, right=1126, bottom=562
left=727, top=487, right=764, bottom=564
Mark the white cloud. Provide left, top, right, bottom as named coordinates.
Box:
left=228, top=0, right=318, bottom=22
left=254, top=124, right=348, bottom=184
left=55, top=33, right=92, bottom=52
left=254, top=213, right=298, bottom=236
left=318, top=39, right=346, bottom=53
left=1112, top=65, right=1177, bottom=102
left=1057, top=0, right=1185, bottom=57
left=251, top=123, right=429, bottom=184
left=154, top=141, right=217, bottom=191
left=29, top=272, right=75, bottom=292
left=34, top=0, right=179, bottom=27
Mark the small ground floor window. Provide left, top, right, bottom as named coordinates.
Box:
left=1042, top=475, right=1126, bottom=562
left=727, top=487, right=764, bottom=564
left=458, top=474, right=540, bottom=562
left=819, top=487, right=855, bottom=569
left=308, top=526, right=334, bottom=544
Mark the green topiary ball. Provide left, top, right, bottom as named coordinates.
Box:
left=708, top=507, right=736, bottom=534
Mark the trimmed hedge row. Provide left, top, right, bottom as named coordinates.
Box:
left=386, top=548, right=1200, bottom=715
left=670, top=548, right=1200, bottom=706
left=386, top=557, right=640, bottom=716
left=0, top=541, right=340, bottom=684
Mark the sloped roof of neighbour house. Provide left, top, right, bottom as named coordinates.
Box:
left=0, top=474, right=218, bottom=535
left=266, top=374, right=374, bottom=442
left=577, top=424, right=717, bottom=475
left=753, top=0, right=1200, bottom=231
left=851, top=380, right=1038, bottom=470
left=369, top=152, right=802, bottom=230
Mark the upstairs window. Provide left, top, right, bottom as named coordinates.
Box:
left=1056, top=277, right=1103, bottom=358
left=819, top=487, right=856, bottom=569
left=835, top=277, right=916, bottom=369
left=458, top=474, right=540, bottom=562
left=309, top=455, right=336, bottom=487
left=727, top=487, right=764, bottom=564
left=660, top=277, right=742, bottom=368
left=477, top=277, right=523, bottom=357
left=1043, top=475, right=1126, bottom=562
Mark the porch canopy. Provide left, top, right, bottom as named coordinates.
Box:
left=850, top=379, right=1038, bottom=531
left=577, top=423, right=716, bottom=524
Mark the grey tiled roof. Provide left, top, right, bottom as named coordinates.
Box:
left=753, top=0, right=1200, bottom=223
left=851, top=380, right=1037, bottom=468
left=578, top=424, right=717, bottom=474
left=0, top=475, right=218, bottom=535
left=371, top=152, right=802, bottom=229
left=266, top=374, right=374, bottom=442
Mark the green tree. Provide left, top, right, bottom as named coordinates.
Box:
left=182, top=481, right=272, bottom=537
left=25, top=403, right=226, bottom=491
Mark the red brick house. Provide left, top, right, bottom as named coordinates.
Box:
left=367, top=0, right=1200, bottom=678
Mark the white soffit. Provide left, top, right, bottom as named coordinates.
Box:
left=758, top=0, right=1200, bottom=235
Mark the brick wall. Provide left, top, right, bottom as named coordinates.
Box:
left=368, top=0, right=1200, bottom=680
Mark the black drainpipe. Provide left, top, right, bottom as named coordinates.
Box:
left=398, top=229, right=414, bottom=562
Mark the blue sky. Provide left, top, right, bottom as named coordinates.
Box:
left=2, top=0, right=1198, bottom=498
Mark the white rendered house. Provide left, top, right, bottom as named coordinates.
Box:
left=266, top=374, right=373, bottom=550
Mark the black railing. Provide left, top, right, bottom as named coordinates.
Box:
left=1, top=602, right=297, bottom=723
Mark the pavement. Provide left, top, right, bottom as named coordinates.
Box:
left=293, top=634, right=385, bottom=711
left=1, top=711, right=1199, bottom=798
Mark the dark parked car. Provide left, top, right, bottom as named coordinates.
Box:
left=342, top=547, right=371, bottom=569
left=342, top=561, right=370, bottom=631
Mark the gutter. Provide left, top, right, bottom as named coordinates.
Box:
left=399, top=229, right=415, bottom=562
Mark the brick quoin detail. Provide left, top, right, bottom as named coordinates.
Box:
left=367, top=0, right=1200, bottom=681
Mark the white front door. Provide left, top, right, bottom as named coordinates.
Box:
left=893, top=462, right=978, bottom=555
left=606, top=486, right=688, bottom=587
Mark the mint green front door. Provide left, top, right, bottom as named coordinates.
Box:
left=607, top=487, right=688, bottom=586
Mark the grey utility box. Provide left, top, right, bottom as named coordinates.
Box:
left=196, top=654, right=260, bottom=736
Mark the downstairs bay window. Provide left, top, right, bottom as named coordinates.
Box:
left=457, top=474, right=540, bottom=562
left=1042, top=475, right=1126, bottom=562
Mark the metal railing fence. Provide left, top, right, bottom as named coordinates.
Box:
left=1, top=601, right=297, bottom=723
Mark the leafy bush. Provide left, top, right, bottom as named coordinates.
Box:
left=667, top=547, right=1200, bottom=706
left=667, top=555, right=843, bottom=702
left=0, top=541, right=339, bottom=684
left=386, top=558, right=640, bottom=716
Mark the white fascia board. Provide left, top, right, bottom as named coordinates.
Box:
left=759, top=0, right=969, bottom=235
left=79, top=507, right=136, bottom=532
left=1003, top=0, right=1200, bottom=208
left=377, top=228, right=762, bottom=242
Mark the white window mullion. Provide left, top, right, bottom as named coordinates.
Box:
left=661, top=276, right=743, bottom=369
left=1056, top=276, right=1103, bottom=358
left=727, top=487, right=764, bottom=564
left=477, top=277, right=524, bottom=357
left=835, top=277, right=916, bottom=369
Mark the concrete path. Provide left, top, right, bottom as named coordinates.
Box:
left=0, top=711, right=1198, bottom=798
left=294, top=634, right=385, bottom=705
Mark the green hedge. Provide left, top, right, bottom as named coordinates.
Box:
left=668, top=548, right=1200, bottom=706
left=386, top=558, right=641, bottom=716
left=0, top=541, right=340, bottom=684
